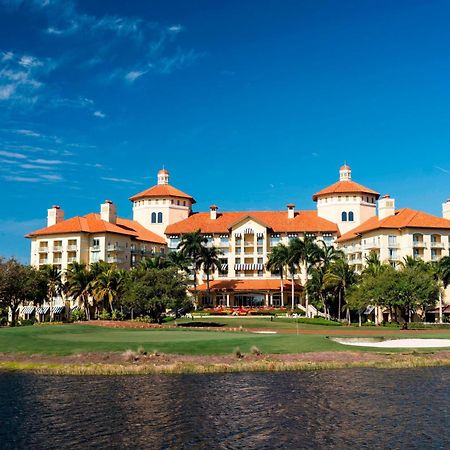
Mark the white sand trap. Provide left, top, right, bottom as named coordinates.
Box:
left=333, top=338, right=450, bottom=348
left=253, top=331, right=277, bottom=334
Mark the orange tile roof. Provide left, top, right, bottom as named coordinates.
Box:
left=194, top=279, right=303, bottom=292
left=26, top=213, right=166, bottom=244
left=312, top=180, right=380, bottom=201
left=165, top=210, right=338, bottom=234
left=337, top=208, right=450, bottom=242
left=129, top=184, right=196, bottom=203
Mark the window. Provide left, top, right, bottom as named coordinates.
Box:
left=92, top=238, right=100, bottom=247
left=151, top=212, right=157, bottom=223
left=157, top=212, right=163, bottom=223
left=388, top=235, right=397, bottom=247
left=348, top=211, right=354, bottom=221
left=341, top=211, right=347, bottom=222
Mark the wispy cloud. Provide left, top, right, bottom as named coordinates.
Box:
left=0, top=150, right=26, bottom=158
left=101, top=176, right=143, bottom=185
left=15, top=129, right=41, bottom=137
left=124, top=70, right=148, bottom=83
left=434, top=165, right=450, bottom=175
left=93, top=110, right=106, bottom=118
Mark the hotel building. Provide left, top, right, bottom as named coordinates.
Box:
left=27, top=165, right=450, bottom=315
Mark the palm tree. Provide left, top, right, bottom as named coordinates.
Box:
left=306, top=266, right=329, bottom=317
left=363, top=251, right=384, bottom=277
left=198, top=246, right=222, bottom=305
left=316, top=240, right=345, bottom=270
left=92, top=267, right=127, bottom=313
left=136, top=256, right=169, bottom=271
left=323, top=259, right=358, bottom=323
left=39, top=264, right=63, bottom=321
left=66, top=262, right=94, bottom=320
left=294, top=236, right=321, bottom=317
left=178, top=230, right=207, bottom=303
left=267, top=244, right=289, bottom=307
left=433, top=256, right=450, bottom=324
left=167, top=251, right=191, bottom=273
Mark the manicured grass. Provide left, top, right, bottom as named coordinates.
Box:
left=175, top=316, right=344, bottom=330
left=0, top=323, right=449, bottom=356
left=0, top=324, right=345, bottom=355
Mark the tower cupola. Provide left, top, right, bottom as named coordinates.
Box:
left=157, top=168, right=169, bottom=185
left=339, top=164, right=352, bottom=181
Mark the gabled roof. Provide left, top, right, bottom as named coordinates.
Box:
left=26, top=213, right=166, bottom=244
left=129, top=184, right=196, bottom=203
left=165, top=210, right=339, bottom=235
left=337, top=208, right=450, bottom=242
left=312, top=180, right=380, bottom=201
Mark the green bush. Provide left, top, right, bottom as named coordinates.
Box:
left=248, top=310, right=275, bottom=316
left=111, top=310, right=125, bottom=321
left=177, top=321, right=224, bottom=328
left=71, top=309, right=86, bottom=322
left=134, top=315, right=152, bottom=323
left=98, top=310, right=111, bottom=320
left=18, top=319, right=35, bottom=326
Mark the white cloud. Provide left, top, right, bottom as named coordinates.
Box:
left=93, top=110, right=106, bottom=118
left=435, top=166, right=450, bottom=175
left=0, top=150, right=26, bottom=159
left=124, top=70, right=147, bottom=83
left=15, top=129, right=41, bottom=137
left=40, top=174, right=63, bottom=181
left=3, top=175, right=42, bottom=183
left=101, top=176, right=142, bottom=185
left=168, top=25, right=183, bottom=33
left=30, top=158, right=64, bottom=164
left=20, top=163, right=51, bottom=170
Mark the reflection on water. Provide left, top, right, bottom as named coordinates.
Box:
left=0, top=367, right=449, bottom=449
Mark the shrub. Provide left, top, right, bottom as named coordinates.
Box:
left=18, top=319, right=35, bottom=327
left=248, top=310, right=275, bottom=316
left=233, top=347, right=243, bottom=359
left=98, top=310, right=111, bottom=320
left=111, top=310, right=125, bottom=321
left=71, top=309, right=86, bottom=322
left=134, top=315, right=152, bottom=323
left=250, top=345, right=262, bottom=355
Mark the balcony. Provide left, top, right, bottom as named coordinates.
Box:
left=348, top=245, right=362, bottom=254
left=91, top=245, right=101, bottom=252
left=53, top=258, right=62, bottom=264
left=107, top=257, right=123, bottom=264
left=38, top=247, right=49, bottom=253
left=413, top=241, right=426, bottom=248
left=67, top=257, right=77, bottom=263
left=244, top=242, right=254, bottom=247
left=53, top=245, right=62, bottom=252
left=67, top=245, right=78, bottom=251
left=430, top=242, right=444, bottom=248
left=387, top=242, right=399, bottom=248
left=363, top=241, right=380, bottom=250
left=349, top=258, right=362, bottom=265
left=107, top=244, right=124, bottom=252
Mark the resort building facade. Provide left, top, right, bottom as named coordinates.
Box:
left=26, top=165, right=450, bottom=316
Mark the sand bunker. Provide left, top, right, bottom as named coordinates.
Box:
left=253, top=331, right=278, bottom=334
left=332, top=338, right=450, bottom=348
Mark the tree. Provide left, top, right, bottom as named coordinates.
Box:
left=167, top=251, right=191, bottom=273
left=178, top=230, right=207, bottom=303
left=198, top=246, right=222, bottom=305
left=39, top=264, right=63, bottom=320
left=92, top=267, right=127, bottom=313
left=291, top=236, right=321, bottom=316
left=136, top=256, right=169, bottom=271
left=267, top=244, right=289, bottom=307
left=66, top=262, right=94, bottom=320
left=0, top=258, right=46, bottom=326
left=434, top=256, right=450, bottom=323
left=123, top=267, right=190, bottom=323
left=323, top=259, right=358, bottom=323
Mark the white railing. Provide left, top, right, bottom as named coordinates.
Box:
left=38, top=247, right=49, bottom=253
left=67, top=245, right=78, bottom=251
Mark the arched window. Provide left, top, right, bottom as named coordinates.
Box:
left=341, top=211, right=347, bottom=222
left=348, top=211, right=354, bottom=221
left=157, top=212, right=163, bottom=223
left=151, top=212, right=157, bottom=223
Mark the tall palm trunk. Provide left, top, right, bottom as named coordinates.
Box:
left=280, top=268, right=284, bottom=307
left=291, top=265, right=295, bottom=310
left=439, top=289, right=443, bottom=324
left=338, top=289, right=342, bottom=321
left=206, top=270, right=211, bottom=306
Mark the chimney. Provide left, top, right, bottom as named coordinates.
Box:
left=210, top=205, right=218, bottom=220
left=378, top=195, right=395, bottom=220
left=443, top=199, right=450, bottom=220
left=101, top=200, right=117, bottom=224
left=47, top=205, right=64, bottom=227
left=287, top=203, right=295, bottom=219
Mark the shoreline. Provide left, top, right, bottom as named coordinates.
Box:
left=0, top=350, right=449, bottom=375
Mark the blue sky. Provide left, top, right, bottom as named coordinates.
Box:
left=1, top=0, right=449, bottom=261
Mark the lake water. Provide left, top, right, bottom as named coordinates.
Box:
left=0, top=368, right=449, bottom=449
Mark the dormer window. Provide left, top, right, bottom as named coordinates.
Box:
left=342, top=211, right=348, bottom=222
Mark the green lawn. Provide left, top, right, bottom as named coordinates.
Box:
left=0, top=323, right=449, bottom=356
